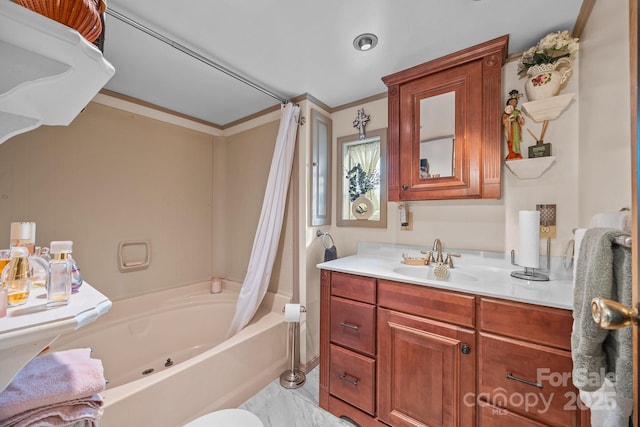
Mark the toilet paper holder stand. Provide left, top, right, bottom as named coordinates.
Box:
left=510, top=237, right=551, bottom=281
left=280, top=304, right=307, bottom=389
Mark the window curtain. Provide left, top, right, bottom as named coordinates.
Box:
left=227, top=103, right=300, bottom=337
left=346, top=140, right=380, bottom=218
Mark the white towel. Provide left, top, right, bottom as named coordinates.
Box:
left=589, top=210, right=631, bottom=233
left=572, top=228, right=586, bottom=283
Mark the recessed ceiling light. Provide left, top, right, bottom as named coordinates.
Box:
left=353, top=33, right=378, bottom=51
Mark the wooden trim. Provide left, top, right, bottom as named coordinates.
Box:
left=382, top=34, right=509, bottom=87
left=572, top=0, right=597, bottom=40
left=629, top=0, right=639, bottom=425
left=99, top=89, right=223, bottom=128
left=332, top=92, right=388, bottom=113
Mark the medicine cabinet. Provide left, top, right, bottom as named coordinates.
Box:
left=382, top=35, right=508, bottom=201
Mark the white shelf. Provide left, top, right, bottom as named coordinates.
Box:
left=505, top=156, right=556, bottom=179
left=0, top=282, right=112, bottom=392
left=0, top=1, right=115, bottom=144
left=521, top=93, right=575, bottom=123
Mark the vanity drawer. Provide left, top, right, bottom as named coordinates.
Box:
left=478, top=333, right=578, bottom=426
left=377, top=280, right=475, bottom=328
left=329, top=344, right=375, bottom=415
left=479, top=298, right=572, bottom=350
left=478, top=401, right=549, bottom=426
left=330, top=272, right=376, bottom=304
left=330, top=296, right=375, bottom=356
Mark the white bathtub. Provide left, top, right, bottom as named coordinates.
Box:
left=48, top=281, right=289, bottom=427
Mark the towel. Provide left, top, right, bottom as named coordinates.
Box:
left=0, top=395, right=103, bottom=427
left=0, top=348, right=106, bottom=425
left=571, top=228, right=632, bottom=399
left=589, top=210, right=631, bottom=234
left=324, top=245, right=338, bottom=262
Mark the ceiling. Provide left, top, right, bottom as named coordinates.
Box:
left=101, top=0, right=583, bottom=128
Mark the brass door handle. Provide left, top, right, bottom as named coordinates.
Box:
left=591, top=297, right=639, bottom=330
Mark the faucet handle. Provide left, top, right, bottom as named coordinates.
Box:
left=420, top=250, right=434, bottom=264
left=444, top=253, right=461, bottom=268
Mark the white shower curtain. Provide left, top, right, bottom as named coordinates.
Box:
left=227, top=103, right=300, bottom=337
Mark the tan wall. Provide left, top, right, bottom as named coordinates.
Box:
left=222, top=118, right=296, bottom=297
left=0, top=102, right=215, bottom=300
left=578, top=0, right=632, bottom=224
left=0, top=101, right=296, bottom=303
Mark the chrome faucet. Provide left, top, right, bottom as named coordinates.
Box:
left=432, top=239, right=444, bottom=263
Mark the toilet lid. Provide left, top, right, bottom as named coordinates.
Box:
left=184, top=409, right=263, bottom=427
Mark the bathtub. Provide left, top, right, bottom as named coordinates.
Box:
left=48, top=280, right=289, bottom=427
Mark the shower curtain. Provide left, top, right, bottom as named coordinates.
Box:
left=227, top=103, right=301, bottom=337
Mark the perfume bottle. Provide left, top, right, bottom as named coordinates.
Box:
left=47, top=241, right=73, bottom=307
left=49, top=241, right=83, bottom=293
left=1, top=246, right=32, bottom=306
left=9, top=222, right=47, bottom=289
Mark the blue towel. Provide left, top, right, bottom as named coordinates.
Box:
left=324, top=246, right=337, bottom=262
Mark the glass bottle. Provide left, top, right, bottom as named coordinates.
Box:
left=47, top=241, right=73, bottom=307
left=9, top=222, right=48, bottom=289
left=1, top=246, right=32, bottom=306
left=49, top=241, right=82, bottom=294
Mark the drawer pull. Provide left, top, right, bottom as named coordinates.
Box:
left=340, top=321, right=360, bottom=331
left=506, top=373, right=544, bottom=389
left=339, top=373, right=359, bottom=385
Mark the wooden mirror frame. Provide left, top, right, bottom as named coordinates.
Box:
left=382, top=35, right=508, bottom=201
left=336, top=128, right=388, bottom=228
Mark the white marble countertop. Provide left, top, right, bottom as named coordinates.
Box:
left=317, top=242, right=575, bottom=311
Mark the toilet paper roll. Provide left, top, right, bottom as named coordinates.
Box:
left=284, top=303, right=301, bottom=323
left=518, top=210, right=540, bottom=268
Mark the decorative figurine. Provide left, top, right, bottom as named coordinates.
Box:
left=503, top=90, right=524, bottom=160
left=353, top=108, right=370, bottom=140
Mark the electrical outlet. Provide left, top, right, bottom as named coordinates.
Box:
left=536, top=204, right=556, bottom=239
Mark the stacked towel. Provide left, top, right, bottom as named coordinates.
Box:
left=0, top=348, right=105, bottom=427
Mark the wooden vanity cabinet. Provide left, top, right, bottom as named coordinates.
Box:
left=319, top=270, right=588, bottom=427
left=320, top=270, right=379, bottom=426
left=478, top=298, right=590, bottom=427
left=377, top=281, right=476, bottom=427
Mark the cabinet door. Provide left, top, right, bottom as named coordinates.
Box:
left=377, top=308, right=475, bottom=427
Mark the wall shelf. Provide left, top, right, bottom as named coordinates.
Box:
left=521, top=93, right=575, bottom=123
left=0, top=282, right=111, bottom=392
left=0, top=1, right=115, bottom=144
left=505, top=156, right=556, bottom=179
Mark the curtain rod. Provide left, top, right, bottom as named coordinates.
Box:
left=104, top=8, right=290, bottom=105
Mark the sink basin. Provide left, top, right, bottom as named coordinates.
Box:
left=393, top=265, right=480, bottom=284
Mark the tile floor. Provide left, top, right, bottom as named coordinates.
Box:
left=240, top=367, right=356, bottom=427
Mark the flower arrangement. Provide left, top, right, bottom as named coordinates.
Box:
left=346, top=164, right=380, bottom=202
left=517, top=30, right=579, bottom=77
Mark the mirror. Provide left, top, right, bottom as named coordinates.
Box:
left=420, top=91, right=455, bottom=179
left=337, top=128, right=387, bottom=227
left=383, top=35, right=508, bottom=201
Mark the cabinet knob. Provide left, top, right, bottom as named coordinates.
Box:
left=402, top=184, right=409, bottom=191
left=461, top=344, right=471, bottom=355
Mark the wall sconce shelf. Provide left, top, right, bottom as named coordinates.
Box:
left=522, top=93, right=575, bottom=123
left=505, top=156, right=556, bottom=179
